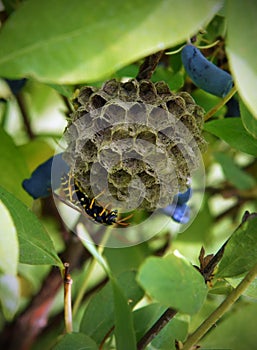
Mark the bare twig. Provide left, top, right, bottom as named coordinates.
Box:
left=60, top=94, right=74, bottom=116
left=137, top=308, right=177, bottom=350
left=63, top=263, right=73, bottom=333
left=136, top=51, right=164, bottom=80
left=16, top=92, right=35, bottom=139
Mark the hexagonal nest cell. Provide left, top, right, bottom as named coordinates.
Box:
left=63, top=79, right=206, bottom=210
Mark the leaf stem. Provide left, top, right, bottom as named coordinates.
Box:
left=204, top=85, right=238, bottom=122
left=182, top=262, right=257, bottom=350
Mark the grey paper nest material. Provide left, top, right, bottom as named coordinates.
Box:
left=63, top=79, right=206, bottom=210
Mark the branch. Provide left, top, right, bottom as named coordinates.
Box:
left=63, top=263, right=73, bottom=333
left=137, top=308, right=177, bottom=350
left=16, top=92, right=35, bottom=140
left=136, top=51, right=164, bottom=80
left=60, top=94, right=74, bottom=116
left=183, top=262, right=257, bottom=350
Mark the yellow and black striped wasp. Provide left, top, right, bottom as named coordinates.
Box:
left=59, top=173, right=132, bottom=227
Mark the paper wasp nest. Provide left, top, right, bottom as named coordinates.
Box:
left=63, top=79, right=206, bottom=210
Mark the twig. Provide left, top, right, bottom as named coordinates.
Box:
left=204, top=85, right=238, bottom=121
left=48, top=276, right=108, bottom=328
left=182, top=261, right=257, bottom=350
left=0, top=232, right=87, bottom=350
left=63, top=263, right=73, bottom=333
left=60, top=94, right=74, bottom=116
left=137, top=308, right=177, bottom=350
left=136, top=51, right=164, bottom=80
left=16, top=92, right=35, bottom=139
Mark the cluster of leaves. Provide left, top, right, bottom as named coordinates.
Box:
left=0, top=1, right=257, bottom=350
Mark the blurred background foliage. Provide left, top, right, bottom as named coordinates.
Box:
left=0, top=1, right=257, bottom=350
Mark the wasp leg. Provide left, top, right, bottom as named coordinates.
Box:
left=89, top=189, right=106, bottom=209
left=99, top=202, right=112, bottom=216
left=116, top=213, right=133, bottom=226
left=68, top=173, right=75, bottom=201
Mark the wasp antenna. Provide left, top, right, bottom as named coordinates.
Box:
left=53, top=192, right=82, bottom=214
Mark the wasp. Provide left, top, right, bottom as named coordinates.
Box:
left=59, top=173, right=131, bottom=226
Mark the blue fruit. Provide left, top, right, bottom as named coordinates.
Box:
left=162, top=187, right=192, bottom=224
left=181, top=44, right=233, bottom=98
left=172, top=204, right=191, bottom=224
left=22, top=153, right=69, bottom=199
left=225, top=97, right=240, bottom=118
left=174, top=187, right=192, bottom=206
left=162, top=202, right=191, bottom=224
left=4, top=78, right=27, bottom=96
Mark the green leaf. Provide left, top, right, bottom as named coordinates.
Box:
left=217, top=216, right=257, bottom=278
left=52, top=333, right=98, bottom=350
left=204, top=15, right=226, bottom=42
left=152, top=66, right=184, bottom=91
left=80, top=270, right=144, bottom=346
left=18, top=264, right=50, bottom=294
left=0, top=0, right=222, bottom=83
left=214, top=152, right=256, bottom=190
left=114, top=64, right=139, bottom=80
left=76, top=224, right=110, bottom=275
left=176, top=197, right=213, bottom=244
left=112, top=279, right=137, bottom=350
left=0, top=274, right=20, bottom=320
left=78, top=225, right=141, bottom=349
left=137, top=253, right=207, bottom=315
left=80, top=282, right=114, bottom=345
left=0, top=127, right=31, bottom=206
left=104, top=243, right=150, bottom=276
left=19, top=139, right=54, bottom=172
left=0, top=186, right=62, bottom=267
left=0, top=201, right=19, bottom=275
left=226, top=0, right=257, bottom=119
left=80, top=280, right=113, bottom=344
left=46, top=83, right=74, bottom=98
left=201, top=302, right=257, bottom=350
left=204, top=118, right=257, bottom=156
left=2, top=0, right=17, bottom=15
left=240, top=98, right=257, bottom=139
